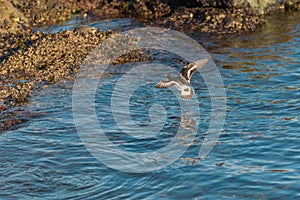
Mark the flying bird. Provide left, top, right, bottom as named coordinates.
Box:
left=155, top=59, right=208, bottom=100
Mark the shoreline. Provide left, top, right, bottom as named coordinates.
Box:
left=0, top=28, right=151, bottom=132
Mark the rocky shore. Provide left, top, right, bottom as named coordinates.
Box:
left=0, top=27, right=150, bottom=132
left=2, top=0, right=300, bottom=35
left=0, top=0, right=299, bottom=131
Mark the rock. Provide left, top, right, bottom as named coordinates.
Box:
left=1, top=0, right=299, bottom=35
left=132, top=0, right=171, bottom=19
left=73, top=25, right=98, bottom=33
left=0, top=0, right=30, bottom=34
left=0, top=29, right=152, bottom=107
left=234, top=0, right=300, bottom=14
left=0, top=28, right=153, bottom=132
left=284, top=0, right=300, bottom=11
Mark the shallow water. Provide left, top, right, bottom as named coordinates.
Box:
left=1, top=13, right=300, bottom=199
left=33, top=17, right=134, bottom=33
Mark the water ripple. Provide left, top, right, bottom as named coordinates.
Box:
left=1, top=13, right=300, bottom=199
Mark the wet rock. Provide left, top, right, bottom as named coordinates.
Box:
left=0, top=108, right=42, bottom=132
left=113, top=50, right=153, bottom=65
left=129, top=0, right=299, bottom=33
left=235, top=0, right=299, bottom=14
left=284, top=0, right=300, bottom=11
left=0, top=28, right=153, bottom=132
left=0, top=29, right=152, bottom=107
left=10, top=0, right=131, bottom=27
left=73, top=25, right=98, bottom=33
left=0, top=117, right=27, bottom=132
left=140, top=2, right=263, bottom=34
left=11, top=0, right=74, bottom=27
left=133, top=0, right=171, bottom=19
left=0, top=0, right=30, bottom=34
left=89, top=0, right=131, bottom=17
left=1, top=0, right=299, bottom=35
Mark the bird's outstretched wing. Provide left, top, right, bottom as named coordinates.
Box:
left=155, top=80, right=177, bottom=88
left=181, top=59, right=208, bottom=82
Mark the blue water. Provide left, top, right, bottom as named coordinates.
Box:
left=1, top=13, right=300, bottom=199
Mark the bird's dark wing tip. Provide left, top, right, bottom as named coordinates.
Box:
left=155, top=82, right=164, bottom=88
